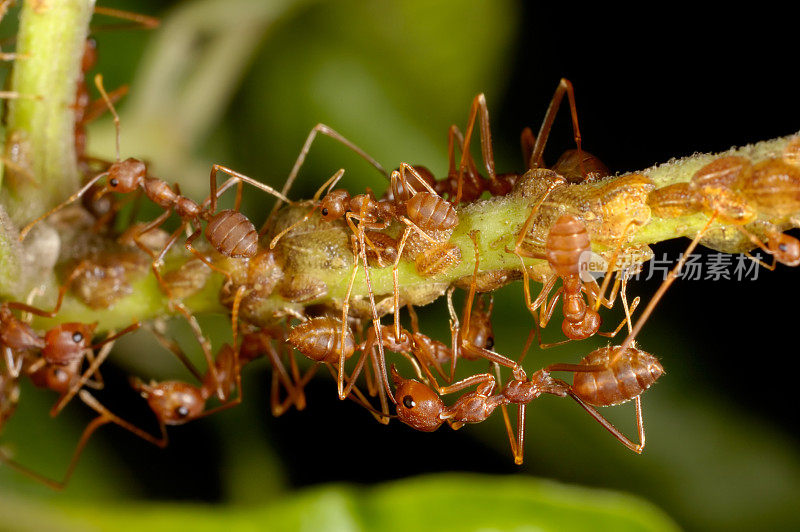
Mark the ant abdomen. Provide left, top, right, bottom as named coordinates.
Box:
left=545, top=214, right=591, bottom=278
left=287, top=317, right=355, bottom=363
left=571, top=346, right=664, bottom=407
left=406, top=192, right=459, bottom=231
left=204, top=209, right=258, bottom=258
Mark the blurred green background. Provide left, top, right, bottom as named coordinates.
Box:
left=0, top=1, right=798, bottom=531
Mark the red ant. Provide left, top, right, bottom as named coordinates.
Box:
left=444, top=79, right=609, bottom=204
left=286, top=315, right=397, bottom=422
left=510, top=205, right=641, bottom=347
left=391, top=337, right=663, bottom=464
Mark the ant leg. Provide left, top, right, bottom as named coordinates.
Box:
left=509, top=402, right=527, bottom=465
left=147, top=324, right=204, bottom=381
left=367, top=344, right=391, bottom=423
left=459, top=342, right=522, bottom=371
left=437, top=372, right=496, bottom=397
left=446, top=124, right=482, bottom=201
left=148, top=220, right=189, bottom=302
left=82, top=85, right=130, bottom=125
left=91, top=5, right=160, bottom=31
left=5, top=263, right=89, bottom=318
left=267, top=168, right=346, bottom=245
left=524, top=274, right=558, bottom=319
left=397, top=163, right=439, bottom=196
left=566, top=390, right=645, bottom=453
left=0, top=391, right=167, bottom=490
left=266, top=343, right=303, bottom=416
left=529, top=78, right=584, bottom=175
left=264, top=124, right=387, bottom=228
left=200, top=292, right=245, bottom=418
left=597, top=296, right=641, bottom=338
left=353, top=212, right=392, bottom=405
left=206, top=164, right=291, bottom=214
left=392, top=227, right=412, bottom=340
left=131, top=208, right=173, bottom=261
left=520, top=127, right=536, bottom=170
left=50, top=323, right=142, bottom=417
left=175, top=306, right=224, bottom=402
left=18, top=171, right=110, bottom=241
left=537, top=286, right=563, bottom=329
left=3, top=346, right=21, bottom=378
left=445, top=286, right=462, bottom=381
left=617, top=213, right=717, bottom=355
left=323, top=364, right=391, bottom=423
left=456, top=94, right=495, bottom=203
left=592, top=221, right=637, bottom=312
left=338, top=236, right=362, bottom=399
left=185, top=228, right=233, bottom=283
left=460, top=231, right=482, bottom=345
left=509, top=175, right=566, bottom=257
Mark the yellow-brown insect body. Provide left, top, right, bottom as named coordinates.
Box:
left=545, top=214, right=591, bottom=278
left=738, top=159, right=800, bottom=217
left=646, top=182, right=696, bottom=218
left=572, top=346, right=664, bottom=407
left=415, top=243, right=462, bottom=276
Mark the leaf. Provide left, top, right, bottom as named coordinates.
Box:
left=12, top=474, right=677, bottom=532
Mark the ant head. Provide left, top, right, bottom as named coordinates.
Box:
left=29, top=363, right=74, bottom=394
left=42, top=323, right=97, bottom=365
left=391, top=365, right=445, bottom=432
left=104, top=158, right=146, bottom=193
left=769, top=232, right=800, bottom=266
left=319, top=189, right=350, bottom=221
left=138, top=381, right=207, bottom=426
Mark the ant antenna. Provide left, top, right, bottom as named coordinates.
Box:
left=94, top=74, right=120, bottom=162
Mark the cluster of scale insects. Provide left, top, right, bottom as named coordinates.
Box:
left=2, top=12, right=800, bottom=489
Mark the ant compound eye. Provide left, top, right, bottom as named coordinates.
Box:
left=109, top=178, right=119, bottom=187
left=321, top=207, right=329, bottom=216
left=72, top=331, right=84, bottom=343
left=403, top=395, right=415, bottom=409
left=176, top=405, right=190, bottom=418
left=779, top=243, right=788, bottom=252
left=486, top=337, right=494, bottom=349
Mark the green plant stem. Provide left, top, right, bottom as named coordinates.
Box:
left=32, top=133, right=798, bottom=331
left=1, top=0, right=94, bottom=223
